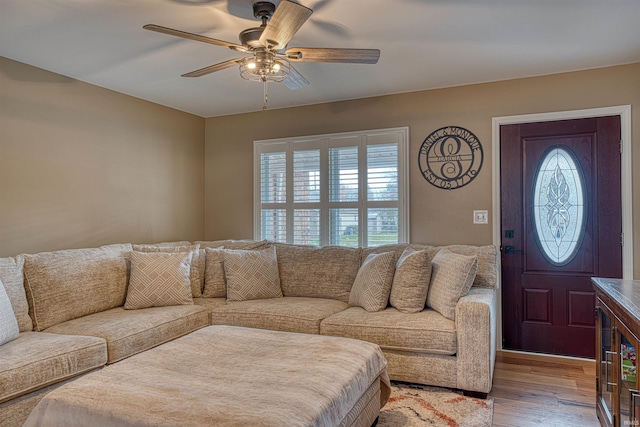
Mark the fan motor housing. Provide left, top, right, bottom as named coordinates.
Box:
left=253, top=2, right=276, bottom=19
left=239, top=27, right=265, bottom=48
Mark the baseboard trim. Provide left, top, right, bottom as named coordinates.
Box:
left=497, top=349, right=595, bottom=367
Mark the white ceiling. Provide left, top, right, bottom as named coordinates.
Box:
left=1, top=0, right=639, bottom=118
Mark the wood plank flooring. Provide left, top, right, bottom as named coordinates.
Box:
left=490, top=350, right=599, bottom=427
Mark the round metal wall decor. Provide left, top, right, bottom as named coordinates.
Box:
left=418, top=125, right=483, bottom=190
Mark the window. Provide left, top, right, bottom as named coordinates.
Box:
left=254, top=128, right=409, bottom=247
left=532, top=146, right=586, bottom=265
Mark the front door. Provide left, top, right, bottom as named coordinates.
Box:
left=500, top=116, right=622, bottom=358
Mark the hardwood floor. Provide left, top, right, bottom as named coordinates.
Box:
left=490, top=350, right=599, bottom=427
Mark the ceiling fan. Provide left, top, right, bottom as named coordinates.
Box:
left=144, top=0, right=380, bottom=108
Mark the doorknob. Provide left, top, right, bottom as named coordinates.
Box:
left=504, top=246, right=523, bottom=254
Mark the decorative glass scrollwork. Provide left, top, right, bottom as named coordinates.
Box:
left=532, top=146, right=586, bottom=265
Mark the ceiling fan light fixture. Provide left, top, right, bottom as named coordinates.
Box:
left=239, top=55, right=290, bottom=83
left=144, top=0, right=380, bottom=110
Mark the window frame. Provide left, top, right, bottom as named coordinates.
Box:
left=253, top=127, right=410, bottom=247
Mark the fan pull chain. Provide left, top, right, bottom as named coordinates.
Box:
left=262, top=79, right=268, bottom=111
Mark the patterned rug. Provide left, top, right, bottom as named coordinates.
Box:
left=378, top=382, right=493, bottom=427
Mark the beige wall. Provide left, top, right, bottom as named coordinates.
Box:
left=205, top=62, right=640, bottom=278
left=0, top=57, right=205, bottom=257
left=2, top=56, right=637, bottom=276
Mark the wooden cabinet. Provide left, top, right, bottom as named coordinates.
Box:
left=594, top=278, right=640, bottom=427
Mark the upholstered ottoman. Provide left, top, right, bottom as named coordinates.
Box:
left=24, top=325, right=390, bottom=427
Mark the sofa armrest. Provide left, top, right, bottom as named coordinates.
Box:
left=454, top=288, right=497, bottom=393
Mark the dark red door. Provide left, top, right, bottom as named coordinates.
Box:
left=501, top=116, right=622, bottom=358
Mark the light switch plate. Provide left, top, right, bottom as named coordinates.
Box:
left=473, top=210, right=489, bottom=224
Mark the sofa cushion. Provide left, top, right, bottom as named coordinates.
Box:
left=192, top=297, right=228, bottom=323
left=0, top=331, right=107, bottom=403
left=195, top=240, right=269, bottom=250
left=146, top=241, right=192, bottom=247
left=274, top=244, right=362, bottom=303
left=45, top=305, right=208, bottom=364
left=224, top=246, right=283, bottom=302
left=349, top=252, right=396, bottom=312
left=192, top=297, right=228, bottom=312
left=427, top=249, right=477, bottom=320
left=133, top=244, right=203, bottom=298
left=390, top=247, right=433, bottom=314
left=23, top=244, right=131, bottom=331
left=361, top=244, right=430, bottom=263
left=427, top=245, right=498, bottom=289
left=202, top=247, right=226, bottom=298
left=320, top=307, right=457, bottom=355
left=211, top=297, right=349, bottom=335
left=0, top=279, right=20, bottom=346
left=125, top=251, right=194, bottom=310
left=0, top=255, right=32, bottom=332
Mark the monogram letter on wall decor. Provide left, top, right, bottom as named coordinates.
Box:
left=418, top=126, right=483, bottom=190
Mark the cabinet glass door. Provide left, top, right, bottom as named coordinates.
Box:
left=619, top=327, right=639, bottom=425
left=598, top=307, right=615, bottom=424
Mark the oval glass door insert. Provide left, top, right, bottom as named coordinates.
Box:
left=532, top=146, right=586, bottom=266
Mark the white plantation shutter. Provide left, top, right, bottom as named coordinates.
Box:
left=328, top=144, right=359, bottom=246
left=329, top=146, right=359, bottom=203
left=368, top=208, right=398, bottom=246
left=294, top=209, right=320, bottom=245
left=254, top=128, right=409, bottom=247
left=293, top=149, right=320, bottom=203
left=367, top=144, right=398, bottom=201
left=293, top=149, right=321, bottom=244
left=259, top=151, right=287, bottom=242
left=329, top=208, right=359, bottom=247
left=261, top=209, right=286, bottom=242
left=366, top=143, right=400, bottom=246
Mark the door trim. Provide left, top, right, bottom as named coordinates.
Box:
left=492, top=105, right=633, bottom=352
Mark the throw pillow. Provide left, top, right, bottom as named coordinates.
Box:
left=0, top=278, right=20, bottom=346
left=349, top=251, right=397, bottom=312
left=0, top=255, right=32, bottom=332
left=203, top=247, right=226, bottom=298
left=124, top=251, right=194, bottom=310
left=390, top=247, right=433, bottom=313
left=132, top=244, right=202, bottom=298
left=223, top=246, right=283, bottom=302
left=427, top=249, right=478, bottom=320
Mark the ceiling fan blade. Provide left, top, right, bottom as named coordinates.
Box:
left=310, top=20, right=350, bottom=38
left=285, top=47, right=380, bottom=64
left=259, top=0, right=312, bottom=49
left=143, top=24, right=246, bottom=52
left=309, top=0, right=333, bottom=13
left=182, top=58, right=244, bottom=77
left=283, top=64, right=310, bottom=90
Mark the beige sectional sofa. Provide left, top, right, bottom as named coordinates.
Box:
left=0, top=239, right=498, bottom=427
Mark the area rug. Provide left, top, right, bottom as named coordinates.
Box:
left=378, top=382, right=493, bottom=427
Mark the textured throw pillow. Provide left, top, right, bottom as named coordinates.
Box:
left=0, top=255, right=32, bottom=332
left=133, top=244, right=202, bottom=298
left=223, top=246, right=283, bottom=302
left=390, top=247, right=433, bottom=313
left=0, top=278, right=20, bottom=346
left=427, top=249, right=478, bottom=320
left=124, top=251, right=194, bottom=310
left=349, top=251, right=397, bottom=312
left=203, top=247, right=226, bottom=298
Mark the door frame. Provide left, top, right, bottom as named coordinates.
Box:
left=492, top=105, right=633, bottom=354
